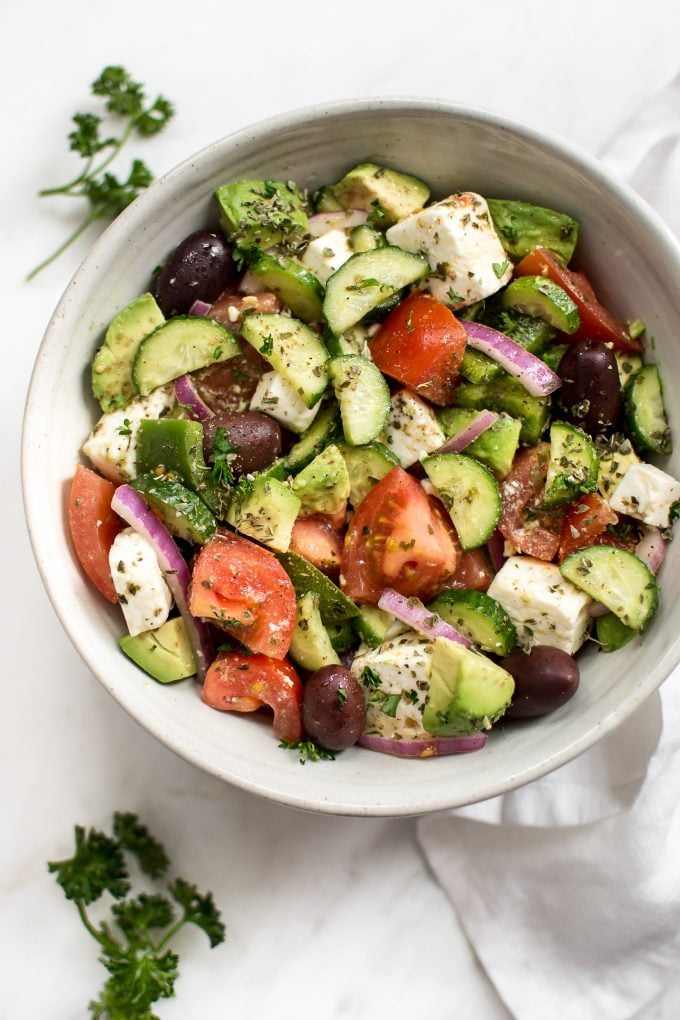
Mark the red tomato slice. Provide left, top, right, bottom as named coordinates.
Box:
left=190, top=532, right=296, bottom=658
left=557, top=493, right=618, bottom=563
left=514, top=248, right=641, bottom=354
left=441, top=549, right=495, bottom=592
left=499, top=445, right=564, bottom=561
left=341, top=468, right=461, bottom=603
left=202, top=651, right=302, bottom=742
left=369, top=293, right=467, bottom=405
left=68, top=465, right=123, bottom=603
left=290, top=515, right=343, bottom=578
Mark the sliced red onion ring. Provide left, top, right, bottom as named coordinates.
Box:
left=188, top=299, right=213, bottom=317
left=460, top=320, right=562, bottom=397
left=173, top=374, right=214, bottom=422
left=307, top=210, right=369, bottom=237
left=377, top=588, right=470, bottom=646
left=589, top=601, right=610, bottom=618
left=111, top=484, right=213, bottom=679
left=358, top=732, right=487, bottom=757
left=635, top=526, right=667, bottom=574
left=239, top=270, right=266, bottom=295
left=486, top=528, right=507, bottom=573
left=437, top=410, right=498, bottom=454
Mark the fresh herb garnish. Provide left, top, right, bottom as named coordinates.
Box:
left=29, top=66, right=175, bottom=279
left=259, top=334, right=274, bottom=356
left=367, top=199, right=386, bottom=226
left=446, top=286, right=464, bottom=304
left=361, top=666, right=382, bottom=690
left=117, top=418, right=133, bottom=437
left=492, top=260, right=510, bottom=279
left=337, top=686, right=347, bottom=709
left=279, top=739, right=336, bottom=764
left=47, top=812, right=224, bottom=1019
left=209, top=426, right=239, bottom=487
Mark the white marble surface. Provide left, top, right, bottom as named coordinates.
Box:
left=4, top=2, right=680, bottom=1016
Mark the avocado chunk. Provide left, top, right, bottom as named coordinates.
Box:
left=215, top=179, right=308, bottom=252
left=119, top=616, right=197, bottom=683
left=437, top=409, right=522, bottom=479
left=276, top=550, right=359, bottom=623
left=227, top=474, right=301, bottom=552
left=422, top=638, right=515, bottom=736
left=291, top=444, right=350, bottom=516
left=487, top=198, right=580, bottom=265
left=332, top=163, right=430, bottom=226
left=289, top=592, right=341, bottom=672
left=452, top=377, right=550, bottom=446
left=91, top=293, right=165, bottom=412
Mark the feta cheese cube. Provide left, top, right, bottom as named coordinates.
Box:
left=384, top=389, right=445, bottom=468
left=301, top=229, right=353, bottom=284
left=249, top=370, right=321, bottom=434
left=608, top=462, right=680, bottom=527
left=385, top=192, right=512, bottom=308
left=487, top=556, right=592, bottom=655
left=109, top=528, right=173, bottom=637
left=351, top=635, right=434, bottom=740
left=81, top=385, right=175, bottom=483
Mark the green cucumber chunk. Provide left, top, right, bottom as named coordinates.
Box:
left=560, top=545, right=659, bottom=632
left=329, top=355, right=391, bottom=446
left=596, top=612, right=637, bottom=653
left=350, top=224, right=386, bottom=253
left=354, top=604, right=395, bottom=649
left=284, top=403, right=342, bottom=474
left=92, top=293, right=165, bottom=412
left=291, top=444, right=350, bottom=516
left=542, top=421, right=599, bottom=509
left=332, top=163, right=430, bottom=226
left=623, top=364, right=672, bottom=455
left=240, top=312, right=329, bottom=409
left=132, top=317, right=239, bottom=396
left=327, top=618, right=356, bottom=653
left=289, top=592, right=341, bottom=672
left=313, top=186, right=343, bottom=212
left=428, top=589, right=517, bottom=656
left=119, top=616, right=197, bottom=683
left=487, top=199, right=579, bottom=264
left=501, top=276, right=580, bottom=334
left=437, top=409, right=521, bottom=479
left=246, top=250, right=324, bottom=323
left=337, top=441, right=400, bottom=507
left=276, top=550, right=359, bottom=623
left=423, top=452, right=501, bottom=550
left=131, top=474, right=216, bottom=544
left=453, top=377, right=550, bottom=446
left=323, top=247, right=428, bottom=335
left=226, top=475, right=301, bottom=553
left=422, top=638, right=514, bottom=736
left=215, top=178, right=308, bottom=251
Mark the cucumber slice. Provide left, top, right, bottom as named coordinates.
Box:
left=323, top=323, right=371, bottom=358
left=422, top=453, right=502, bottom=550
left=595, top=612, right=636, bottom=653
left=623, top=364, right=672, bottom=455
left=560, top=545, right=659, bottom=632
left=501, top=276, right=580, bottom=334
left=132, top=317, right=240, bottom=396
left=92, top=292, right=165, bottom=412
left=338, top=441, right=400, bottom=507
left=131, top=474, right=216, bottom=545
left=289, top=592, right=340, bottom=672
left=427, top=590, right=517, bottom=656
left=354, top=604, right=394, bottom=649
left=240, top=312, right=329, bottom=409
left=350, top=224, right=385, bottom=253
left=329, top=355, right=391, bottom=446
left=276, top=551, right=359, bottom=623
left=323, top=247, right=428, bottom=335
left=247, top=250, right=324, bottom=323
left=284, top=403, right=342, bottom=474
left=542, top=421, right=599, bottom=509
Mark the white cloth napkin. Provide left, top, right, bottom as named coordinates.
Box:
left=418, top=73, right=680, bottom=1020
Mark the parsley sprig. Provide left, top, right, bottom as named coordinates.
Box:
left=209, top=426, right=239, bottom=487
left=48, top=811, right=224, bottom=1019
left=28, top=66, right=174, bottom=280
left=279, top=739, right=336, bottom=764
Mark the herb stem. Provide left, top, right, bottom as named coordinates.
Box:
left=26, top=210, right=100, bottom=280
left=38, top=156, right=95, bottom=196
left=76, top=900, right=110, bottom=947
left=154, top=913, right=187, bottom=952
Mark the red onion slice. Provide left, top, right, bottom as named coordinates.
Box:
left=358, top=732, right=487, bottom=757
left=307, top=210, right=369, bottom=237
left=635, top=526, right=667, bottom=574
left=437, top=410, right=498, bottom=454
left=173, top=374, right=214, bottom=422
left=377, top=588, right=470, bottom=646
left=486, top=528, right=507, bottom=573
left=188, top=299, right=213, bottom=317
left=461, top=320, right=562, bottom=397
left=111, top=484, right=213, bottom=679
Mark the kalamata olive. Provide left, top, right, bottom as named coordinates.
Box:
left=203, top=411, right=282, bottom=476
left=302, top=666, right=366, bottom=751
left=155, top=229, right=235, bottom=316
left=193, top=344, right=269, bottom=414
left=557, top=339, right=622, bottom=434
left=500, top=645, right=580, bottom=719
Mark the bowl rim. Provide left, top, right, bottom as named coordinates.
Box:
left=21, top=95, right=680, bottom=815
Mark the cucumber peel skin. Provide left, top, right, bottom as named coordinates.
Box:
left=560, top=546, right=659, bottom=633
left=596, top=612, right=637, bottom=653
left=322, top=247, right=428, bottom=335
left=132, top=317, right=239, bottom=396
left=247, top=250, right=324, bottom=323
left=501, top=275, right=581, bottom=334
left=428, top=589, right=517, bottom=656
left=422, top=452, right=502, bottom=550
left=328, top=355, right=391, bottom=446
left=623, top=364, right=673, bottom=455
left=542, top=421, right=600, bottom=510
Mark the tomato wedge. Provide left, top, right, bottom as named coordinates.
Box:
left=290, top=515, right=343, bottom=578
left=68, top=465, right=123, bottom=603
left=369, top=293, right=467, bottom=405
left=341, top=467, right=461, bottom=603
left=190, top=532, right=296, bottom=658
left=499, top=445, right=564, bottom=561
left=441, top=549, right=495, bottom=592
left=202, top=650, right=302, bottom=742
left=514, top=248, right=641, bottom=354
left=557, top=493, right=618, bottom=563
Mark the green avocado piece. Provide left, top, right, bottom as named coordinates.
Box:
left=332, top=163, right=430, bottom=226
left=227, top=475, right=301, bottom=552
left=215, top=178, right=308, bottom=251
left=487, top=198, right=580, bottom=264
left=436, top=409, right=522, bottom=479
left=289, top=592, right=341, bottom=672
left=452, top=377, right=550, bottom=446
left=460, top=305, right=555, bottom=385
left=276, top=550, right=359, bottom=623
left=595, top=612, right=636, bottom=653
left=422, top=638, right=515, bottom=736
left=91, top=293, right=165, bottom=412
left=119, top=616, right=197, bottom=683
left=291, top=444, right=350, bottom=516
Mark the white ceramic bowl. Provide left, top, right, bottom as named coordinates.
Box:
left=22, top=98, right=680, bottom=816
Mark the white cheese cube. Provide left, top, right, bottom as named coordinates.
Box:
left=487, top=556, right=592, bottom=655
left=351, top=635, right=434, bottom=740
left=301, top=229, right=354, bottom=284
left=384, top=389, right=445, bottom=468
left=81, top=385, right=175, bottom=484
left=249, top=370, right=321, bottom=434
left=109, top=528, right=173, bottom=637
left=608, top=462, right=680, bottom=527
left=385, top=192, right=512, bottom=308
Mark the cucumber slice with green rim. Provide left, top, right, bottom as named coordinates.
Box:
left=349, top=224, right=386, bottom=253
left=560, top=545, right=659, bottom=632
left=284, top=403, right=342, bottom=474
left=240, top=312, right=329, bottom=409
left=337, top=441, right=400, bottom=507
left=92, top=292, right=166, bottom=412
left=623, top=364, right=672, bottom=455
left=328, top=355, right=391, bottom=446
left=132, top=317, right=239, bottom=396
left=422, top=452, right=502, bottom=550
left=131, top=474, right=216, bottom=545
left=276, top=550, right=360, bottom=623
left=289, top=592, right=340, bottom=672
left=427, top=590, right=517, bottom=656
left=354, top=604, right=395, bottom=649
left=595, top=612, right=636, bottom=653
left=323, top=247, right=428, bottom=335
left=246, top=250, right=324, bottom=323
left=501, top=276, right=581, bottom=334
left=542, top=421, right=599, bottom=509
